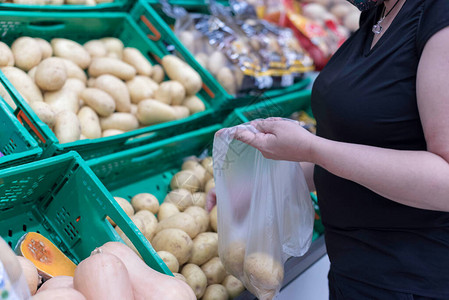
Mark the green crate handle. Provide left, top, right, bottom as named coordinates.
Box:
left=140, top=14, right=162, bottom=41
left=130, top=148, right=164, bottom=163
left=28, top=20, right=66, bottom=31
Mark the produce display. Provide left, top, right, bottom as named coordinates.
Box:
left=0, top=0, right=115, bottom=5
left=0, top=36, right=206, bottom=143
left=102, top=154, right=247, bottom=299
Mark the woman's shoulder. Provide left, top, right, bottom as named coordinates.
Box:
left=417, top=0, right=449, bottom=56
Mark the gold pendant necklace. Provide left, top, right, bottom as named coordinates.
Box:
left=372, top=0, right=401, bottom=35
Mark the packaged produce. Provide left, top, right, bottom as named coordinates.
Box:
left=161, top=0, right=313, bottom=96
left=250, top=0, right=359, bottom=70
left=213, top=122, right=315, bottom=299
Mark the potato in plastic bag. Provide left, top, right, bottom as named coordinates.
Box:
left=213, top=121, right=314, bottom=299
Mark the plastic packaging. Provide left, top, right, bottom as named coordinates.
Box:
left=213, top=122, right=314, bottom=299
left=0, top=238, right=31, bottom=300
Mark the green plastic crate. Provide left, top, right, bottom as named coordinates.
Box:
left=0, top=97, right=42, bottom=169
left=131, top=0, right=311, bottom=111
left=0, top=0, right=132, bottom=12
left=0, top=11, right=217, bottom=160
left=88, top=124, right=321, bottom=246
left=0, top=151, right=170, bottom=274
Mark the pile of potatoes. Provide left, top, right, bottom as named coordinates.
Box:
left=107, top=156, right=246, bottom=300
left=0, top=36, right=205, bottom=143
left=3, top=0, right=116, bottom=6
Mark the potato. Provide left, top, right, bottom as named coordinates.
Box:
left=34, top=38, right=52, bottom=60
left=102, top=129, right=124, bottom=137
left=61, top=78, right=86, bottom=96
left=151, top=64, right=165, bottom=83
left=44, top=90, right=79, bottom=114
left=100, top=112, right=139, bottom=132
left=222, top=275, right=245, bottom=299
left=35, top=57, right=67, bottom=91
left=1, top=66, right=43, bottom=103
left=80, top=88, right=115, bottom=117
left=0, top=85, right=15, bottom=110
left=154, top=80, right=185, bottom=105
left=11, top=37, right=42, bottom=71
left=192, top=192, right=206, bottom=209
left=163, top=189, right=194, bottom=212
left=61, top=59, right=87, bottom=83
left=94, top=74, right=131, bottom=113
left=131, top=193, right=159, bottom=214
left=201, top=257, right=227, bottom=285
left=178, top=31, right=195, bottom=53
left=243, top=252, right=284, bottom=296
left=201, top=157, right=214, bottom=179
left=217, top=67, right=236, bottom=94
left=126, top=76, right=159, bottom=104
left=183, top=96, right=206, bottom=114
left=0, top=42, right=14, bottom=67
left=83, top=40, right=108, bottom=58
left=182, top=160, right=207, bottom=186
left=173, top=273, right=187, bottom=283
left=100, top=37, right=124, bottom=59
left=130, top=103, right=138, bottom=115
left=156, top=203, right=178, bottom=222
left=170, top=170, right=201, bottom=193
left=181, top=264, right=207, bottom=298
left=29, top=101, right=55, bottom=128
left=184, top=206, right=209, bottom=233
left=107, top=196, right=134, bottom=227
left=207, top=51, right=227, bottom=76
left=133, top=210, right=158, bottom=241
left=209, top=205, right=217, bottom=233
left=157, top=251, right=179, bottom=273
left=202, top=284, right=228, bottom=300
left=161, top=55, right=202, bottom=95
left=88, top=57, right=136, bottom=81
left=152, top=228, right=193, bottom=265
left=53, top=111, right=81, bottom=144
left=122, top=47, right=153, bottom=76
left=156, top=212, right=200, bottom=239
left=27, top=67, right=37, bottom=82
left=189, top=232, right=218, bottom=266
left=78, top=106, right=101, bottom=139
left=194, top=52, right=208, bottom=69
left=136, top=99, right=177, bottom=125
left=222, top=241, right=245, bottom=278
left=51, top=38, right=91, bottom=69
left=172, top=106, right=190, bottom=120
left=205, top=178, right=215, bottom=195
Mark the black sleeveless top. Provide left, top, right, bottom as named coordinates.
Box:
left=311, top=0, right=449, bottom=297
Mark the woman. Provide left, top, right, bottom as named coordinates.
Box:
left=235, top=0, right=449, bottom=299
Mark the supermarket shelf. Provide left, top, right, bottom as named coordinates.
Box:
left=235, top=235, right=327, bottom=300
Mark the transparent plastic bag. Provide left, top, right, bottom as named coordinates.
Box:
left=213, top=122, right=314, bottom=299
left=0, top=238, right=32, bottom=300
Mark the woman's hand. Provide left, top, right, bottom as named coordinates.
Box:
left=234, top=118, right=317, bottom=162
